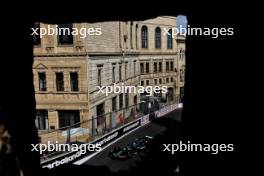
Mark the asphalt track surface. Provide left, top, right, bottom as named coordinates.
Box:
left=83, top=108, right=182, bottom=172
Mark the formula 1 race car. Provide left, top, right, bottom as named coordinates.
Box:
left=127, top=136, right=154, bottom=151
left=109, top=147, right=130, bottom=160
left=109, top=136, right=154, bottom=159
left=142, top=135, right=154, bottom=142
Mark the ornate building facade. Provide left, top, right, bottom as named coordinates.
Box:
left=32, top=16, right=185, bottom=143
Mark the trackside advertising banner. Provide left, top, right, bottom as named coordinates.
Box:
left=40, top=103, right=182, bottom=169
left=155, top=103, right=181, bottom=118
left=41, top=119, right=141, bottom=169
left=140, top=114, right=150, bottom=126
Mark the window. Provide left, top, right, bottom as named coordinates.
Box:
left=180, top=50, right=182, bottom=59
left=180, top=69, right=183, bottom=81
left=166, top=78, right=169, bottom=83
left=38, top=72, right=46, bottom=91
left=141, top=26, right=148, bottom=48
left=168, top=88, right=174, bottom=101
left=136, top=24, right=138, bottom=49
left=119, top=64, right=122, bottom=81
left=70, top=72, right=78, bottom=92
left=170, top=61, right=174, bottom=71
left=146, top=80, right=149, bottom=86
left=180, top=87, right=184, bottom=103
left=119, top=94, right=123, bottom=109
left=56, top=72, right=64, bottom=91
left=159, top=62, right=162, bottom=72
left=134, top=95, right=137, bottom=105
left=125, top=62, right=128, bottom=79
left=155, top=27, right=161, bottom=48
left=58, top=110, right=80, bottom=128
left=159, top=78, right=162, bottom=84
left=171, top=77, right=173, bottom=82
left=125, top=93, right=129, bottom=108
left=134, top=61, right=136, bottom=76
left=35, top=110, right=48, bottom=130
left=130, top=22, right=133, bottom=49
left=154, top=62, right=157, bottom=73
left=33, top=23, right=41, bottom=46
left=97, top=65, right=103, bottom=86
left=57, top=23, right=73, bottom=45
left=112, top=96, right=117, bottom=111
left=96, top=103, right=105, bottom=126
left=180, top=50, right=185, bottom=60
left=154, top=79, right=157, bottom=85
left=180, top=69, right=185, bottom=82
left=166, top=62, right=170, bottom=71
left=167, top=29, right=173, bottom=49
left=140, top=63, right=144, bottom=74
left=146, top=63, right=149, bottom=73
left=141, top=80, right=144, bottom=86
left=112, top=64, right=116, bottom=83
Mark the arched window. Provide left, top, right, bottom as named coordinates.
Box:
left=141, top=26, right=148, bottom=48
left=167, top=29, right=173, bottom=49
left=155, top=27, right=161, bottom=48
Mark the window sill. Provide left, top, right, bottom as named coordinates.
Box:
left=36, top=91, right=84, bottom=94
left=37, top=91, right=48, bottom=93
left=55, top=91, right=81, bottom=94
left=57, top=44, right=74, bottom=47
left=34, top=44, right=41, bottom=48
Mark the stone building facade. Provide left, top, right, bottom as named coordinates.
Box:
left=32, top=16, right=185, bottom=143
